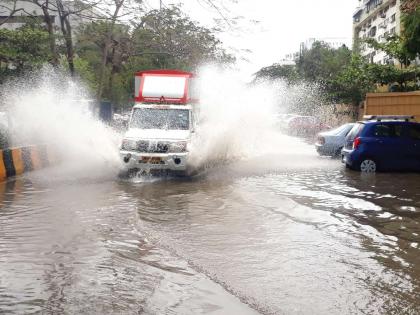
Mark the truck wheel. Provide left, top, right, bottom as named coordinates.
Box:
left=359, top=159, right=377, bottom=173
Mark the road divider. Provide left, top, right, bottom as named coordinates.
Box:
left=0, top=145, right=56, bottom=181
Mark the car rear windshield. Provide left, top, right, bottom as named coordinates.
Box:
left=346, top=123, right=364, bottom=140
left=329, top=123, right=354, bottom=135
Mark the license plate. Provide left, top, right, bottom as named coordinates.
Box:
left=140, top=157, right=162, bottom=164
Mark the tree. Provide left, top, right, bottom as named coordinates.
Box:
left=0, top=24, right=51, bottom=82
left=0, top=0, right=24, bottom=26
left=76, top=20, right=133, bottom=104
left=28, top=0, right=60, bottom=66
left=332, top=55, right=378, bottom=105
left=132, top=6, right=235, bottom=69
left=75, top=4, right=234, bottom=107
left=400, top=2, right=420, bottom=60
left=255, top=41, right=353, bottom=104
left=295, top=41, right=352, bottom=83
left=253, top=64, right=299, bottom=84
left=364, top=36, right=412, bottom=67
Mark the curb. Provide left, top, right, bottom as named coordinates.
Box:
left=0, top=145, right=56, bottom=181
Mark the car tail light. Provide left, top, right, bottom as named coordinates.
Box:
left=353, top=137, right=361, bottom=150
left=317, top=136, right=325, bottom=145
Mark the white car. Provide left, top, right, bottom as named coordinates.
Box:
left=120, top=104, right=194, bottom=175
left=315, top=123, right=355, bottom=157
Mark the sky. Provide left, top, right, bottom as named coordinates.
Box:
left=144, top=0, right=360, bottom=77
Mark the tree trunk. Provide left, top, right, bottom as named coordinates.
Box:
left=107, top=45, right=116, bottom=101
left=56, top=0, right=75, bottom=76
left=41, top=2, right=59, bottom=66
left=96, top=0, right=125, bottom=100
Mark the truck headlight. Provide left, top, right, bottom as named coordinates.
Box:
left=169, top=141, right=187, bottom=153
left=121, top=139, right=137, bottom=150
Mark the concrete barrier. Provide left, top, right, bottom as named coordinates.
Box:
left=0, top=145, right=56, bottom=181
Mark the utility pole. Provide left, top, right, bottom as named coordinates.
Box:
left=159, top=0, right=162, bottom=10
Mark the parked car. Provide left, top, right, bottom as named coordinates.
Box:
left=287, top=115, right=330, bottom=136
left=341, top=116, right=420, bottom=172
left=315, top=123, right=355, bottom=157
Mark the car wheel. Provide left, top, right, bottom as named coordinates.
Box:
left=359, top=159, right=377, bottom=173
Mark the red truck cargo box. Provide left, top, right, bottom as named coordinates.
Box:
left=134, top=70, right=195, bottom=104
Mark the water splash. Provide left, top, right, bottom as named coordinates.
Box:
left=2, top=66, right=122, bottom=177
left=188, top=65, right=320, bottom=171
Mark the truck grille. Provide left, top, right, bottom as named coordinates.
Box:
left=137, top=140, right=169, bottom=153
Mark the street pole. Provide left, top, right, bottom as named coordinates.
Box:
left=160, top=0, right=162, bottom=10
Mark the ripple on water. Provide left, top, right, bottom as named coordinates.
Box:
left=0, top=177, right=259, bottom=315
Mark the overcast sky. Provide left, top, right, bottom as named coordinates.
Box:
left=144, top=0, right=360, bottom=76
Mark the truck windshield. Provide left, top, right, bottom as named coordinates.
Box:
left=130, top=108, right=189, bottom=130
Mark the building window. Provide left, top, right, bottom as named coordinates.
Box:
left=369, top=26, right=377, bottom=37
left=390, top=27, right=396, bottom=34
left=390, top=13, right=396, bottom=22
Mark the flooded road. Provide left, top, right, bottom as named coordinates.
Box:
left=1, top=149, right=420, bottom=314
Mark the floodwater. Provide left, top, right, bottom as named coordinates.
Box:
left=1, top=148, right=420, bottom=314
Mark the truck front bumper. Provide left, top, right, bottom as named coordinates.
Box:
left=120, top=150, right=189, bottom=171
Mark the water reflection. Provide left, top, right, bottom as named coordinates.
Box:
left=0, top=176, right=258, bottom=314
left=1, top=163, right=420, bottom=314
left=122, top=167, right=420, bottom=314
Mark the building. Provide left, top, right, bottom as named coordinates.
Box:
left=300, top=37, right=350, bottom=51
left=353, top=0, right=402, bottom=64
left=0, top=1, right=96, bottom=33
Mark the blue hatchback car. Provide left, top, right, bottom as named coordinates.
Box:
left=341, top=116, right=420, bottom=172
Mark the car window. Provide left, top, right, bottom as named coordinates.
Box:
left=373, top=124, right=403, bottom=137
left=409, top=124, right=420, bottom=140
left=347, top=123, right=364, bottom=140
left=329, top=124, right=352, bottom=135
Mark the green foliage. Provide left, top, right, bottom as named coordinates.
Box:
left=74, top=5, right=234, bottom=107
left=401, top=6, right=420, bottom=59
left=296, top=41, right=352, bottom=83
left=256, top=38, right=420, bottom=106
left=332, top=54, right=377, bottom=105
left=60, top=56, right=98, bottom=91
left=0, top=25, right=51, bottom=79
left=364, top=36, right=411, bottom=67
left=132, top=6, right=235, bottom=69
left=254, top=64, right=299, bottom=84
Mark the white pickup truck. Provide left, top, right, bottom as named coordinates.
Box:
left=120, top=70, right=197, bottom=176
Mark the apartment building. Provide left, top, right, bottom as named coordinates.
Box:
left=353, top=0, right=401, bottom=64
